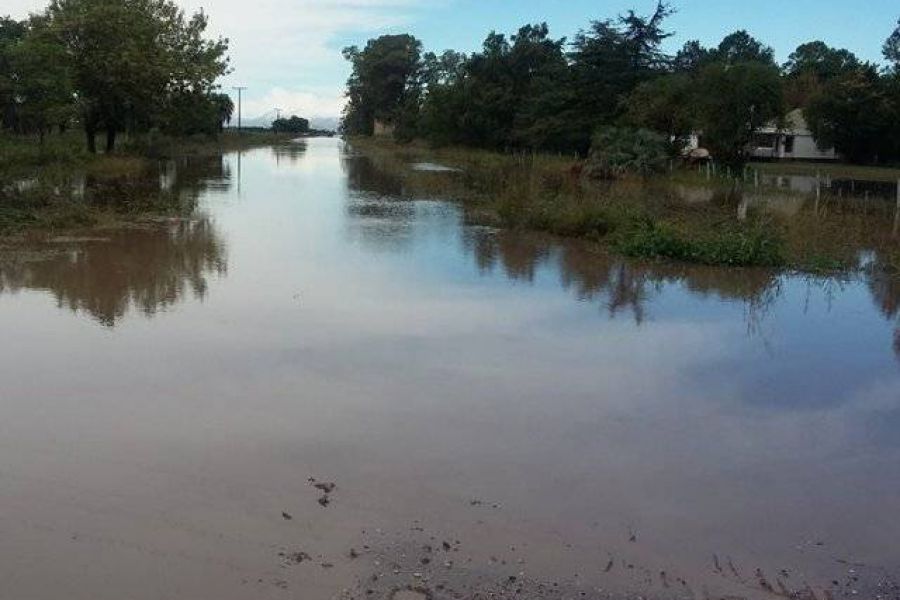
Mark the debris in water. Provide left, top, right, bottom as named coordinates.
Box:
left=281, top=511, right=293, bottom=520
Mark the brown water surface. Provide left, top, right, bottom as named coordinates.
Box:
left=1, top=139, right=898, bottom=600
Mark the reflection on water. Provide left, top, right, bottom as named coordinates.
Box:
left=342, top=151, right=900, bottom=363
left=1, top=140, right=899, bottom=600
left=760, top=172, right=900, bottom=199
left=0, top=155, right=230, bottom=326
left=271, top=139, right=309, bottom=166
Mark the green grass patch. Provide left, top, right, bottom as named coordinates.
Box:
left=613, top=221, right=785, bottom=267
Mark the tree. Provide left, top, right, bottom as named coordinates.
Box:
left=695, top=61, right=784, bottom=168
left=272, top=115, right=309, bottom=134
left=884, top=18, right=900, bottom=69
left=161, top=90, right=230, bottom=135
left=9, top=15, right=74, bottom=141
left=0, top=17, right=27, bottom=130
left=624, top=73, right=696, bottom=148
left=569, top=1, right=675, bottom=151
left=806, top=66, right=893, bottom=163
left=211, top=92, right=233, bottom=131
left=672, top=40, right=711, bottom=73
left=783, top=41, right=859, bottom=108
left=784, top=41, right=859, bottom=79
left=341, top=34, right=423, bottom=136
left=46, top=0, right=229, bottom=152
left=711, top=30, right=776, bottom=67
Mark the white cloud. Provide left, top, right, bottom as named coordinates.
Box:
left=241, top=86, right=347, bottom=122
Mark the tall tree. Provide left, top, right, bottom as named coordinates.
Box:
left=46, top=0, right=229, bottom=152
left=783, top=41, right=859, bottom=108
left=672, top=40, right=711, bottom=73
left=341, top=34, right=423, bottom=136
left=711, top=30, right=776, bottom=67
left=569, top=2, right=674, bottom=151
left=9, top=15, right=73, bottom=141
left=806, top=65, right=893, bottom=163
left=624, top=73, right=696, bottom=148
left=695, top=61, right=784, bottom=168
left=0, top=17, right=26, bottom=130
left=884, top=17, right=900, bottom=69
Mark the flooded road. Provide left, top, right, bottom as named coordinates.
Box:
left=1, top=138, right=899, bottom=600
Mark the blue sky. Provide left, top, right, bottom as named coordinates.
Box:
left=7, top=0, right=898, bottom=122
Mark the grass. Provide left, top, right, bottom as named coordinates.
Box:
left=349, top=137, right=900, bottom=273
left=0, top=129, right=291, bottom=234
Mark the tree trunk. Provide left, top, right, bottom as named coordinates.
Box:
left=85, top=124, right=97, bottom=154
left=106, top=128, right=116, bottom=153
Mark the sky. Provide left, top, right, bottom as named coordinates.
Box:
left=5, top=0, right=898, bottom=125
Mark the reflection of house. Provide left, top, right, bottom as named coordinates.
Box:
left=750, top=109, right=838, bottom=161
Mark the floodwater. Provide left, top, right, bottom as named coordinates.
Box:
left=1, top=138, right=899, bottom=600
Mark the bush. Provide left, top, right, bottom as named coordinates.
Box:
left=585, top=127, right=669, bottom=179
left=614, top=221, right=785, bottom=267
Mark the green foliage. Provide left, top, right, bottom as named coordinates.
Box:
left=0, top=17, right=27, bottom=130
left=44, top=0, right=230, bottom=151
left=711, top=30, right=776, bottom=67
left=272, top=115, right=309, bottom=134
left=672, top=40, right=711, bottom=73
left=614, top=221, right=785, bottom=267
left=586, top=127, right=669, bottom=179
left=694, top=61, right=784, bottom=169
left=624, top=73, right=695, bottom=144
left=566, top=2, right=674, bottom=151
left=342, top=34, right=423, bottom=136
left=342, top=7, right=898, bottom=169
left=160, top=90, right=230, bottom=136
left=885, top=18, right=900, bottom=68
left=782, top=41, right=860, bottom=109
left=805, top=66, right=896, bottom=163
left=8, top=16, right=74, bottom=139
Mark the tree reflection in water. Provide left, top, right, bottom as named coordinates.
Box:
left=350, top=151, right=900, bottom=362
left=0, top=156, right=230, bottom=326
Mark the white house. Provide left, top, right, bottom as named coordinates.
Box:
left=749, top=109, right=838, bottom=161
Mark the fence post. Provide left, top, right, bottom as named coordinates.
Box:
left=894, top=179, right=900, bottom=236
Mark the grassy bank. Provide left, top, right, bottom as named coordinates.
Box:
left=349, top=138, right=900, bottom=273
left=0, top=130, right=289, bottom=234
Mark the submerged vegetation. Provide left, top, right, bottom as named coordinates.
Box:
left=0, top=130, right=286, bottom=233
left=349, top=138, right=900, bottom=273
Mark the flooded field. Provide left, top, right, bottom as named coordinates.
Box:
left=1, top=138, right=898, bottom=600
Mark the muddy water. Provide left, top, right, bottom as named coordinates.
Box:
left=1, top=138, right=899, bottom=600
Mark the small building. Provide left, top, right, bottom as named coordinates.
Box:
left=749, top=109, right=838, bottom=161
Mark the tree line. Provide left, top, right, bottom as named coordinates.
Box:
left=341, top=3, right=900, bottom=167
left=0, top=0, right=232, bottom=152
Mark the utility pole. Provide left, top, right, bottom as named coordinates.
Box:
left=232, top=86, right=247, bottom=132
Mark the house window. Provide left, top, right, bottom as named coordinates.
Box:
left=784, top=136, right=795, bottom=154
